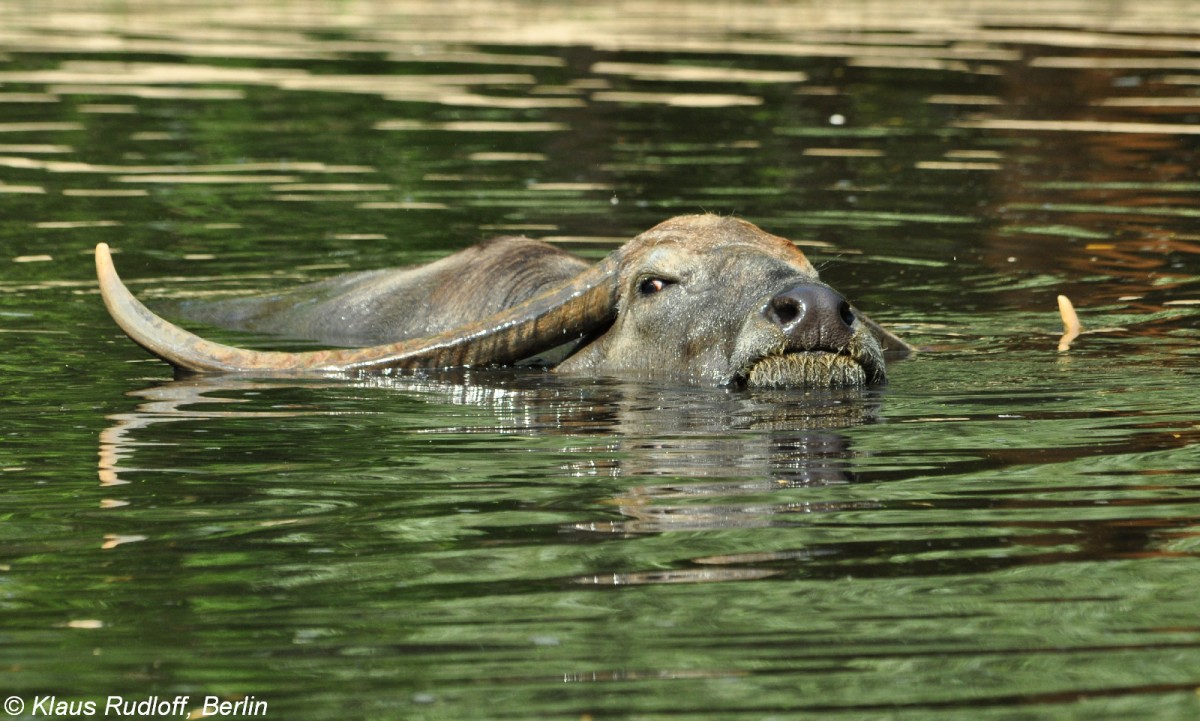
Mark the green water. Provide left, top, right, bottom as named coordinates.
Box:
left=2, top=1, right=1199, bottom=719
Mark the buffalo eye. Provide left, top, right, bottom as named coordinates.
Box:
left=637, top=277, right=676, bottom=296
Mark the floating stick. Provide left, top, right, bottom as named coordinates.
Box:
left=1057, top=295, right=1081, bottom=351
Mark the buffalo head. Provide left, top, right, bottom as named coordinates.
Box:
left=96, top=214, right=910, bottom=387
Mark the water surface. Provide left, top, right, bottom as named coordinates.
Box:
left=1, top=1, right=1199, bottom=719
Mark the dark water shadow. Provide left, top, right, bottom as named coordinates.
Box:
left=97, top=370, right=899, bottom=591
left=98, top=369, right=885, bottom=485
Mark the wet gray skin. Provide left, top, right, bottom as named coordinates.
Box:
left=97, top=214, right=910, bottom=386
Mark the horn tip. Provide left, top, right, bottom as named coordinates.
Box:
left=95, top=242, right=113, bottom=275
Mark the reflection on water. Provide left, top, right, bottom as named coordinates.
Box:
left=2, top=0, right=1200, bottom=719
left=97, top=377, right=333, bottom=487
left=101, top=370, right=881, bottom=486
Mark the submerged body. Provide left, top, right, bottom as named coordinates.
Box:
left=178, top=237, right=590, bottom=348
left=96, top=215, right=910, bottom=387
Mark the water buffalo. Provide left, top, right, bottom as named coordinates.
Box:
left=96, top=214, right=911, bottom=387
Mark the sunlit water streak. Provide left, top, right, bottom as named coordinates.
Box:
left=1, top=0, right=1198, bottom=719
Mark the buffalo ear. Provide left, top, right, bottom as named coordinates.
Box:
left=857, top=311, right=915, bottom=355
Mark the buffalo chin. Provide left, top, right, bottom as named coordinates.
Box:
left=743, top=351, right=869, bottom=389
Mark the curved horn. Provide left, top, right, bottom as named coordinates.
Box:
left=96, top=243, right=619, bottom=374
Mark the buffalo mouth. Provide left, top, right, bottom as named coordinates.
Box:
left=740, top=350, right=880, bottom=389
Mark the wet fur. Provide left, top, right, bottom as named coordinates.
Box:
left=106, top=215, right=908, bottom=386
left=177, top=237, right=589, bottom=347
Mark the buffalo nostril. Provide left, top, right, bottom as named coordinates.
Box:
left=839, top=300, right=855, bottom=328
left=764, top=283, right=856, bottom=350
left=768, top=295, right=802, bottom=327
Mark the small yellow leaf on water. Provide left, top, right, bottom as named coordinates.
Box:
left=13, top=254, right=52, bottom=263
